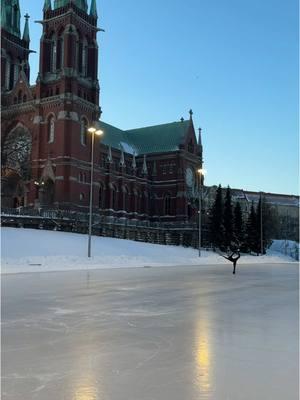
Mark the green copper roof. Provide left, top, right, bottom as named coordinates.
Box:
left=54, top=0, right=88, bottom=12
left=98, top=120, right=191, bottom=156
left=43, top=0, right=52, bottom=11
left=22, top=14, right=30, bottom=42
left=1, top=0, right=21, bottom=38
left=125, top=120, right=190, bottom=155
left=98, top=121, right=128, bottom=152
left=90, top=0, right=97, bottom=17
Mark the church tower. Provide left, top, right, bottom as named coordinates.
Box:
left=32, top=0, right=101, bottom=208
left=1, top=0, right=31, bottom=91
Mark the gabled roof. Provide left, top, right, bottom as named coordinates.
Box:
left=98, top=119, right=192, bottom=156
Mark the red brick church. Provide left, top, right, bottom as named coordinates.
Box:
left=1, top=0, right=203, bottom=226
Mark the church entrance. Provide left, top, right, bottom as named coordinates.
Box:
left=1, top=169, right=27, bottom=208
left=39, top=178, right=55, bottom=207
left=1, top=124, right=32, bottom=208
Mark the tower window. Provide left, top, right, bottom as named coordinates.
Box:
left=13, top=5, right=18, bottom=30
left=47, top=116, right=55, bottom=143
left=80, top=118, right=88, bottom=146
left=50, top=36, right=57, bottom=73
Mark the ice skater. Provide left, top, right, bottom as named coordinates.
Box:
left=222, top=250, right=240, bottom=274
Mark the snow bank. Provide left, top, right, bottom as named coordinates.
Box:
left=1, top=228, right=296, bottom=274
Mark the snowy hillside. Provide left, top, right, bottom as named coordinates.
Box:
left=1, top=227, right=296, bottom=274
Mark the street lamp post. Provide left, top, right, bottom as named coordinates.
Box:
left=197, top=168, right=206, bottom=257
left=87, top=126, right=103, bottom=258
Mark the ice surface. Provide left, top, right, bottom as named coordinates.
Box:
left=1, top=264, right=298, bottom=400
left=1, top=228, right=296, bottom=274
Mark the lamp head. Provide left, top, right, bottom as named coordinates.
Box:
left=197, top=168, right=207, bottom=176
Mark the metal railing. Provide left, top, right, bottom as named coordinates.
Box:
left=1, top=207, right=197, bottom=230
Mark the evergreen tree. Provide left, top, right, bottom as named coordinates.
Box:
left=223, top=186, right=234, bottom=248
left=256, top=196, right=263, bottom=254
left=246, top=203, right=260, bottom=254
left=209, top=185, right=224, bottom=249
left=256, top=195, right=279, bottom=254
left=233, top=202, right=244, bottom=247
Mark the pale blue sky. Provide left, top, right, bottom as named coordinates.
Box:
left=20, top=0, right=299, bottom=194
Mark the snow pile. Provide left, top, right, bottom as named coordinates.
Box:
left=1, top=227, right=296, bottom=274
left=270, top=239, right=299, bottom=260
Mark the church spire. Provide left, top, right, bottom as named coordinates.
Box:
left=22, top=14, right=30, bottom=43
left=43, top=0, right=52, bottom=12
left=90, top=0, right=98, bottom=17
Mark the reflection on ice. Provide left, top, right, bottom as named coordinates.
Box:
left=73, top=376, right=99, bottom=400
left=195, top=319, right=212, bottom=394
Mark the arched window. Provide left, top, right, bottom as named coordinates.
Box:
left=56, top=35, right=64, bottom=70
left=50, top=34, right=57, bottom=73
left=13, top=63, right=19, bottom=86
left=80, top=118, right=88, bottom=146
left=188, top=139, right=194, bottom=153
left=164, top=194, right=171, bottom=215
left=111, top=186, right=117, bottom=210
left=5, top=55, right=11, bottom=90
left=78, top=37, right=88, bottom=77
left=47, top=115, right=55, bottom=143
left=124, top=186, right=129, bottom=212
left=18, top=90, right=22, bottom=103
left=13, top=5, right=18, bottom=30
left=99, top=184, right=104, bottom=208
left=23, top=94, right=27, bottom=103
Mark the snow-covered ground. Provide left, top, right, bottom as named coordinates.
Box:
left=1, top=227, right=297, bottom=274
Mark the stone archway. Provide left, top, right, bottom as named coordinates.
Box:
left=1, top=169, right=28, bottom=208
left=1, top=124, right=32, bottom=208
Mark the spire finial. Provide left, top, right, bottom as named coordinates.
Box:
left=142, top=155, right=148, bottom=175
left=198, top=127, right=202, bottom=146
left=120, top=150, right=125, bottom=167
left=189, top=109, right=193, bottom=120
left=132, top=153, right=136, bottom=169
left=90, top=0, right=98, bottom=17
left=43, top=0, right=52, bottom=12
left=22, top=14, right=30, bottom=42
left=107, top=146, right=112, bottom=163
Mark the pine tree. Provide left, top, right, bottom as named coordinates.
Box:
left=233, top=202, right=244, bottom=248
left=246, top=203, right=260, bottom=254
left=223, top=186, right=233, bottom=248
left=209, top=185, right=224, bottom=249
left=256, top=195, right=278, bottom=254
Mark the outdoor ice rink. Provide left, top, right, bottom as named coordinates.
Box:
left=2, top=263, right=299, bottom=400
